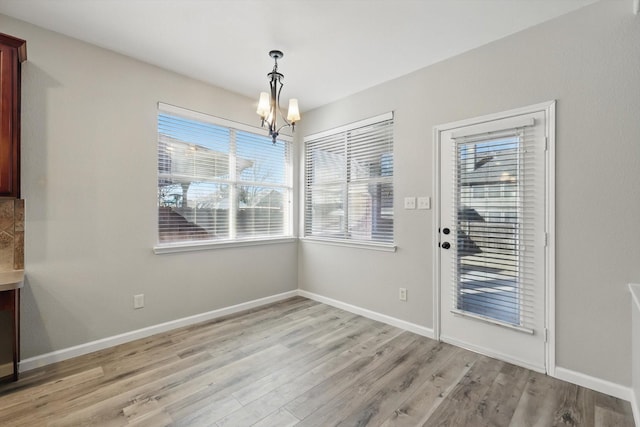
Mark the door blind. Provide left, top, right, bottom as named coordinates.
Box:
left=451, top=124, right=538, bottom=331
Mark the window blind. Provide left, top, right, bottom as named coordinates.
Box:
left=451, top=124, right=537, bottom=331
left=157, top=104, right=292, bottom=245
left=304, top=113, right=394, bottom=244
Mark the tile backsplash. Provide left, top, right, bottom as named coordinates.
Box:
left=0, top=199, right=24, bottom=271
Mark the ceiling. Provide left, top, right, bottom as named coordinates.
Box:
left=0, top=0, right=599, bottom=111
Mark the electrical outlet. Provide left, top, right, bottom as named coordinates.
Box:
left=399, top=288, right=407, bottom=301
left=133, top=294, right=145, bottom=309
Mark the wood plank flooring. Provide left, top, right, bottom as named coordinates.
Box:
left=0, top=297, right=634, bottom=426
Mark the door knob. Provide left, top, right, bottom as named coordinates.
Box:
left=442, top=227, right=450, bottom=235
left=441, top=242, right=451, bottom=249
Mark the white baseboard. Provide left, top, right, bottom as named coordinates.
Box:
left=297, top=290, right=434, bottom=339
left=554, top=367, right=632, bottom=402
left=17, top=287, right=636, bottom=417
left=19, top=290, right=298, bottom=373
left=631, top=389, right=639, bottom=427
left=299, top=289, right=635, bottom=405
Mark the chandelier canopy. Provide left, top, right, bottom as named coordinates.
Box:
left=256, top=50, right=300, bottom=144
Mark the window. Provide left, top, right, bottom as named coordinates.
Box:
left=156, top=103, right=292, bottom=251
left=304, top=112, right=394, bottom=246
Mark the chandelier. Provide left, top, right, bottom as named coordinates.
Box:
left=256, top=50, right=300, bottom=144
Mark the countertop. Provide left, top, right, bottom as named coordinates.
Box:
left=0, top=270, right=24, bottom=291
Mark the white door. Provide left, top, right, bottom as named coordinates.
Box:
left=436, top=103, right=554, bottom=373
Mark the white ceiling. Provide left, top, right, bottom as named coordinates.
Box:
left=0, top=0, right=599, bottom=111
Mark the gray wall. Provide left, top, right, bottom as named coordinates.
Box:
left=2, top=0, right=638, bottom=389
left=0, top=15, right=298, bottom=359
left=298, top=1, right=640, bottom=386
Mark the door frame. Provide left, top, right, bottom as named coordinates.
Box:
left=432, top=101, right=556, bottom=375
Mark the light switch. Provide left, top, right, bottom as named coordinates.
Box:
left=418, top=196, right=431, bottom=210
left=404, top=197, right=416, bottom=209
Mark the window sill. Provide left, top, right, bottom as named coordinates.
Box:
left=300, top=237, right=397, bottom=252
left=154, top=237, right=297, bottom=254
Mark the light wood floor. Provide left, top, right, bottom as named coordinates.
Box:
left=0, top=297, right=634, bottom=426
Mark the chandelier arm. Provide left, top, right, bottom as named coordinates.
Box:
left=276, top=78, right=292, bottom=130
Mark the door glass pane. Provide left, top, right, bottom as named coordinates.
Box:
left=455, top=136, right=521, bottom=325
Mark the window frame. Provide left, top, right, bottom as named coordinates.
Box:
left=301, top=112, right=396, bottom=252
left=154, top=103, right=295, bottom=254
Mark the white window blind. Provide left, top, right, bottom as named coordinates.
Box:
left=451, top=123, right=538, bottom=331
left=157, top=104, right=292, bottom=246
left=304, top=113, right=394, bottom=244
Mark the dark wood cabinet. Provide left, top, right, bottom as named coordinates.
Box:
left=0, top=287, right=20, bottom=382
left=0, top=33, right=26, bottom=198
